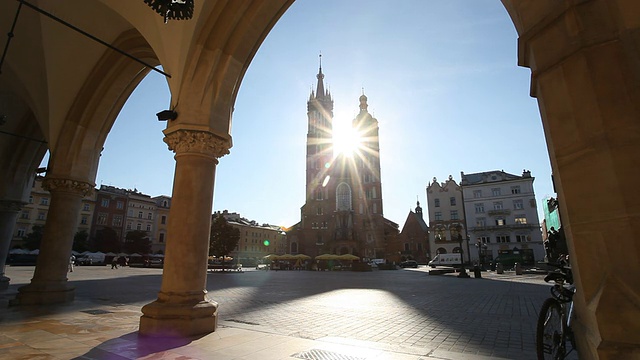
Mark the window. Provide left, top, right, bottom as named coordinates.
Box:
left=161, top=215, right=167, bottom=225
left=126, top=222, right=132, bottom=230
left=496, top=235, right=511, bottom=243
left=511, top=186, right=521, bottom=194
left=365, top=189, right=372, bottom=199
left=29, top=195, right=33, bottom=203
left=417, top=243, right=423, bottom=251
left=83, top=203, right=90, bottom=211
left=159, top=233, right=165, bottom=243
left=373, top=203, right=378, bottom=214
left=315, top=188, right=324, bottom=200
left=336, top=183, right=352, bottom=211
left=475, top=203, right=485, bottom=213
left=147, top=212, right=153, bottom=220
left=81, top=216, right=88, bottom=225
left=492, top=188, right=501, bottom=196
left=112, top=215, right=123, bottom=227
left=513, top=199, right=524, bottom=210
left=434, top=211, right=442, bottom=221
left=146, top=224, right=151, bottom=231
left=434, top=229, right=445, bottom=241
left=101, top=198, right=109, bottom=207
left=404, top=243, right=410, bottom=251
left=450, top=197, right=456, bottom=206
left=40, top=197, right=49, bottom=205
left=478, top=236, right=490, bottom=244
left=493, top=202, right=503, bottom=210
left=163, top=200, right=168, bottom=207
left=138, top=211, right=143, bottom=219
left=476, top=218, right=486, bottom=227
left=434, top=199, right=440, bottom=207
left=364, top=173, right=372, bottom=183
left=515, top=216, right=527, bottom=224
left=450, top=210, right=459, bottom=220
left=516, top=234, right=528, bottom=242
left=136, top=223, right=142, bottom=230
left=128, top=209, right=133, bottom=217
left=17, top=228, right=26, bottom=237
left=316, top=234, right=323, bottom=245
left=97, top=213, right=107, bottom=225
left=21, top=211, right=29, bottom=219
left=116, top=201, right=124, bottom=209
left=473, top=190, right=482, bottom=198
left=496, top=218, right=506, bottom=226
left=317, top=207, right=323, bottom=215
left=37, top=212, right=46, bottom=220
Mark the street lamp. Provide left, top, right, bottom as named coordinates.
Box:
left=457, top=234, right=469, bottom=278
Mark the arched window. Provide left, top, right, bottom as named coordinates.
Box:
left=336, top=183, right=352, bottom=211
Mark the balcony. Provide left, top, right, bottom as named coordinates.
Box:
left=488, top=209, right=511, bottom=216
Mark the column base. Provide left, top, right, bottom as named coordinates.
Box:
left=139, top=293, right=218, bottom=338
left=0, top=276, right=9, bottom=291
left=16, top=281, right=75, bottom=305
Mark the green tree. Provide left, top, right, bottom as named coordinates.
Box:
left=24, top=225, right=44, bottom=250
left=73, top=230, right=89, bottom=253
left=124, top=230, right=151, bottom=254
left=95, top=227, right=120, bottom=253
left=209, top=214, right=240, bottom=270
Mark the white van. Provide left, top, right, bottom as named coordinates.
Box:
left=428, top=254, right=462, bottom=268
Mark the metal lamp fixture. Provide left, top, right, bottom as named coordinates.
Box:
left=144, top=0, right=194, bottom=23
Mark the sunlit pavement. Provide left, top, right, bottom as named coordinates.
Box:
left=0, top=265, right=577, bottom=359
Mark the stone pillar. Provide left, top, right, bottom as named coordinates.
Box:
left=509, top=1, right=640, bottom=358
left=0, top=200, right=24, bottom=291
left=140, top=128, right=229, bottom=337
left=16, top=178, right=93, bottom=305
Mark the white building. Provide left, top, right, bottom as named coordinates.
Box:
left=426, top=175, right=470, bottom=262
left=460, top=169, right=545, bottom=265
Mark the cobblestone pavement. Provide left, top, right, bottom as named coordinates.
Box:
left=1, top=265, right=579, bottom=359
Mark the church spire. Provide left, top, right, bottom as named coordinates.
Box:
left=316, top=53, right=325, bottom=98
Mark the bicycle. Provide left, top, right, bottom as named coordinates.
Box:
left=536, top=261, right=577, bottom=359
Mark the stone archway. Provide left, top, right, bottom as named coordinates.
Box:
left=0, top=1, right=638, bottom=358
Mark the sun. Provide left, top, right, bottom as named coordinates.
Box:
left=333, top=120, right=362, bottom=158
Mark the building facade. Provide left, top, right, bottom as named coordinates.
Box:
left=394, top=201, right=430, bottom=263
left=426, top=175, right=470, bottom=262
left=460, top=170, right=544, bottom=265
left=216, top=210, right=287, bottom=266
left=152, top=196, right=171, bottom=254
left=286, top=63, right=397, bottom=260
left=11, top=176, right=95, bottom=249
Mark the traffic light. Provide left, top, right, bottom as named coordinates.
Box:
left=263, top=240, right=270, bottom=246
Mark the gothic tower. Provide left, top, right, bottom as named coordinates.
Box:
left=289, top=59, right=397, bottom=260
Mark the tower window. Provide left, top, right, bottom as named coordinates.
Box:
left=336, top=183, right=352, bottom=211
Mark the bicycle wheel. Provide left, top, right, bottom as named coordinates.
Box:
left=536, top=298, right=565, bottom=360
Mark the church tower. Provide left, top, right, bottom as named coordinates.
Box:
left=288, top=58, right=397, bottom=261
left=305, top=55, right=333, bottom=204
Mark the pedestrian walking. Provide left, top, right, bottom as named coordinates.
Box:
left=111, top=256, right=118, bottom=269
left=69, top=255, right=75, bottom=272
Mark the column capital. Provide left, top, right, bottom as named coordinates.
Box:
left=163, top=129, right=230, bottom=160
left=0, top=200, right=25, bottom=212
left=42, top=178, right=94, bottom=197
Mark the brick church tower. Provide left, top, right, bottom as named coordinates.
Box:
left=287, top=58, right=397, bottom=260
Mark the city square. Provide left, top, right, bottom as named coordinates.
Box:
left=0, top=265, right=577, bottom=359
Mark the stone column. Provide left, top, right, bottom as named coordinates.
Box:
left=140, top=128, right=229, bottom=337
left=16, top=178, right=93, bottom=304
left=511, top=2, right=640, bottom=358
left=0, top=200, right=24, bottom=291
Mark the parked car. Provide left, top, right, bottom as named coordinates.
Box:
left=144, top=258, right=163, bottom=267
left=74, top=256, right=93, bottom=266
left=399, top=260, right=418, bottom=268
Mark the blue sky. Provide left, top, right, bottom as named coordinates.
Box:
left=92, top=0, right=554, bottom=228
